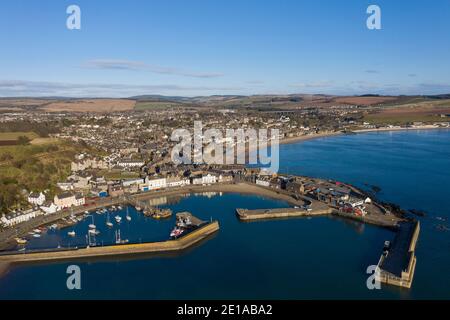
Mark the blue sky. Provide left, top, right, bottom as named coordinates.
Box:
left=0, top=0, right=449, bottom=97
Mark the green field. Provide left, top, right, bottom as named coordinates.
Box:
left=0, top=131, right=39, bottom=141
left=135, top=101, right=180, bottom=110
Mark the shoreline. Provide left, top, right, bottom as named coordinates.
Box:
left=278, top=125, right=448, bottom=147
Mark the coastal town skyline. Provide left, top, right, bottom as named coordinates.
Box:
left=1, top=0, right=449, bottom=305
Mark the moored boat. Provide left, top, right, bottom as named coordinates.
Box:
left=170, top=227, right=184, bottom=239
left=15, top=238, right=27, bottom=245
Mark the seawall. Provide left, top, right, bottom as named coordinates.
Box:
left=0, top=221, right=219, bottom=264
left=236, top=207, right=332, bottom=220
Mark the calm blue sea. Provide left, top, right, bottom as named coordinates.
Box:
left=0, top=129, right=449, bottom=299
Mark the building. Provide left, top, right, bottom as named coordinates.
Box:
left=71, top=157, right=109, bottom=172
left=146, top=176, right=167, bottom=190
left=122, top=178, right=145, bottom=187
left=255, top=178, right=270, bottom=187
left=166, top=176, right=190, bottom=188
left=27, top=192, right=46, bottom=206
left=1, top=209, right=44, bottom=227
left=218, top=174, right=233, bottom=183
left=191, top=174, right=217, bottom=185
left=108, top=184, right=125, bottom=197
left=54, top=192, right=85, bottom=209
left=117, top=159, right=145, bottom=169
left=40, top=202, right=59, bottom=214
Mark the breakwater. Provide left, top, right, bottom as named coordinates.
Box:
left=236, top=207, right=332, bottom=220
left=376, top=221, right=420, bottom=288
left=0, top=221, right=219, bottom=264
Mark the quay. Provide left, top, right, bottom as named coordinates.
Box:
left=0, top=180, right=419, bottom=289
left=0, top=220, right=219, bottom=264
left=236, top=207, right=332, bottom=220
left=376, top=221, right=420, bottom=289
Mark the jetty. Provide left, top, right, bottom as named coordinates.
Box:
left=236, top=207, right=331, bottom=220
left=376, top=221, right=420, bottom=288
left=0, top=220, right=219, bottom=265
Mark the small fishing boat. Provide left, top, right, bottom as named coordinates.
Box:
left=170, top=227, right=184, bottom=239
left=33, top=234, right=41, bottom=238
left=115, top=230, right=129, bottom=244
left=88, top=229, right=100, bottom=235
left=88, top=215, right=96, bottom=229
left=15, top=238, right=27, bottom=245
left=126, top=207, right=131, bottom=221
left=84, top=211, right=89, bottom=214
left=106, top=214, right=113, bottom=227
left=115, top=215, right=122, bottom=223
left=118, top=205, right=123, bottom=210
left=33, top=229, right=42, bottom=234
left=68, top=231, right=76, bottom=237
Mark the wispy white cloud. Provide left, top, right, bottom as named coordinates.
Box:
left=82, top=59, right=224, bottom=79
left=289, top=81, right=334, bottom=89
left=0, top=80, right=242, bottom=98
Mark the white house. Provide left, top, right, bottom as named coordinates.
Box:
left=146, top=177, right=167, bottom=191
left=1, top=209, right=44, bottom=227
left=40, top=202, right=59, bottom=215
left=256, top=179, right=270, bottom=187
left=117, top=159, right=145, bottom=168
left=28, top=192, right=46, bottom=206
left=122, top=178, right=145, bottom=187
left=166, top=176, right=190, bottom=188
left=57, top=182, right=74, bottom=191
left=191, top=174, right=217, bottom=185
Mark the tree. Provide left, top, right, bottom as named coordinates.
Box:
left=17, top=135, right=31, bottom=145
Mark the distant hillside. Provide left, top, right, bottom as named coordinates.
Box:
left=1, top=93, right=449, bottom=112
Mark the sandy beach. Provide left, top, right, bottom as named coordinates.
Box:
left=278, top=125, right=448, bottom=147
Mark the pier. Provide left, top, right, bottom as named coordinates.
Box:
left=376, top=221, right=420, bottom=289
left=236, top=207, right=331, bottom=220
left=0, top=220, right=219, bottom=264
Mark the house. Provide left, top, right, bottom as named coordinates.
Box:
left=69, top=172, right=93, bottom=190
left=117, top=159, right=145, bottom=169
left=166, top=176, right=190, bottom=188
left=57, top=182, right=74, bottom=191
left=122, top=178, right=145, bottom=187
left=218, top=174, right=233, bottom=183
left=28, top=192, right=46, bottom=206
left=40, top=202, right=59, bottom=215
left=191, top=174, right=217, bottom=185
left=255, top=177, right=270, bottom=187
left=54, top=192, right=85, bottom=209
left=71, top=157, right=109, bottom=172
left=108, top=184, right=124, bottom=197
left=1, top=209, right=44, bottom=227
left=146, top=176, right=167, bottom=190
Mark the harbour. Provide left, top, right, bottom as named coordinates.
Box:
left=0, top=219, right=219, bottom=264
left=0, top=130, right=449, bottom=299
